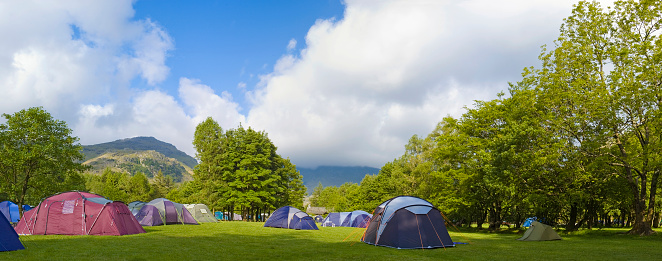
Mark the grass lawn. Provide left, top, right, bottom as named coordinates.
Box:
left=2, top=222, right=662, bottom=261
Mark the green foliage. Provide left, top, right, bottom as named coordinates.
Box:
left=0, top=107, right=87, bottom=213
left=307, top=1, right=662, bottom=235
left=85, top=169, right=155, bottom=202
left=189, top=117, right=305, bottom=219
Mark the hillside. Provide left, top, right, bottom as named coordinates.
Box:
left=82, top=150, right=193, bottom=182
left=82, top=136, right=197, bottom=168
left=299, top=166, right=380, bottom=194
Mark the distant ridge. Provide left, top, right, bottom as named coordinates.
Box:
left=299, top=166, right=380, bottom=194
left=81, top=136, right=198, bottom=168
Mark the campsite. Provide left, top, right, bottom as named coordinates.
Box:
left=3, top=0, right=662, bottom=260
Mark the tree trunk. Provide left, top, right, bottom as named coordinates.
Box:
left=566, top=203, right=578, bottom=231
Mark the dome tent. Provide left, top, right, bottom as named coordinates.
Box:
left=362, top=196, right=454, bottom=249
left=341, top=210, right=372, bottom=228
left=518, top=221, right=561, bottom=241
left=135, top=198, right=198, bottom=226
left=183, top=204, right=217, bottom=223
left=321, top=212, right=351, bottom=227
left=0, top=214, right=23, bottom=252
left=264, top=206, right=318, bottom=230
left=128, top=201, right=146, bottom=216
left=0, top=201, right=32, bottom=223
left=313, top=215, right=324, bottom=223
left=14, top=191, right=144, bottom=236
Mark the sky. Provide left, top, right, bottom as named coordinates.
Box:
left=0, top=0, right=615, bottom=168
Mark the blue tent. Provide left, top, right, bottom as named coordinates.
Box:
left=0, top=201, right=30, bottom=223
left=0, top=214, right=24, bottom=252
left=341, top=210, right=372, bottom=227
left=362, top=196, right=454, bottom=249
left=321, top=212, right=351, bottom=227
left=264, top=206, right=318, bottom=230
left=523, top=217, right=537, bottom=228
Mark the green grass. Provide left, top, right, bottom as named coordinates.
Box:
left=3, top=222, right=662, bottom=260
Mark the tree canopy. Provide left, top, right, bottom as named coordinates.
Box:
left=0, top=107, right=87, bottom=216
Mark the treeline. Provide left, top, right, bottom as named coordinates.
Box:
left=84, top=169, right=175, bottom=203
left=311, top=0, right=662, bottom=236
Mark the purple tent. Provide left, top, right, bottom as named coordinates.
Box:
left=135, top=198, right=198, bottom=226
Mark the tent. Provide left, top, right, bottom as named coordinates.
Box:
left=264, top=206, right=318, bottom=230
left=321, top=212, right=351, bottom=227
left=522, top=217, right=537, bottom=227
left=313, top=215, right=324, bottom=223
left=128, top=201, right=146, bottom=216
left=341, top=210, right=372, bottom=228
left=134, top=198, right=198, bottom=226
left=0, top=201, right=32, bottom=223
left=518, top=221, right=561, bottom=241
left=14, top=191, right=145, bottom=236
left=362, top=196, right=454, bottom=249
left=0, top=214, right=23, bottom=252
left=183, top=204, right=217, bottom=223
left=214, top=212, right=242, bottom=221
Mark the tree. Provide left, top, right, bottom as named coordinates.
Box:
left=529, top=0, right=662, bottom=235
left=0, top=107, right=87, bottom=217
left=191, top=118, right=305, bottom=220
left=152, top=170, right=174, bottom=198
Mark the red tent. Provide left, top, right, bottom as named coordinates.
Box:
left=15, top=191, right=145, bottom=236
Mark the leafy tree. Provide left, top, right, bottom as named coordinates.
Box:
left=0, top=107, right=87, bottom=216
left=191, top=117, right=305, bottom=220
left=528, top=0, right=662, bottom=235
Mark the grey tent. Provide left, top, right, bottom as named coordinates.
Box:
left=518, top=221, right=561, bottom=241
left=183, top=204, right=217, bottom=223
left=128, top=201, right=146, bottom=216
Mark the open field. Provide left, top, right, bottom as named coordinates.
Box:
left=2, top=222, right=662, bottom=261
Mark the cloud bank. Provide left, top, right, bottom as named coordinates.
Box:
left=0, top=0, right=612, bottom=168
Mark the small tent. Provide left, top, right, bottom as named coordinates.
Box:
left=184, top=204, right=217, bottom=223
left=313, top=215, right=324, bottom=223
left=321, top=212, right=351, bottom=227
left=214, top=212, right=242, bottom=221
left=14, top=191, right=145, bottom=236
left=518, top=221, right=561, bottom=241
left=522, top=217, right=537, bottom=227
left=362, top=196, right=454, bottom=249
left=135, top=198, right=198, bottom=226
left=341, top=210, right=372, bottom=228
left=0, top=214, right=23, bottom=252
left=128, top=201, right=146, bottom=216
left=264, top=206, right=318, bottom=230
left=0, top=201, right=31, bottom=223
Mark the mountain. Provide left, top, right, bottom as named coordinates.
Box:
left=82, top=136, right=197, bottom=168
left=299, top=166, right=380, bottom=194
left=81, top=137, right=197, bottom=182
left=83, top=150, right=193, bottom=182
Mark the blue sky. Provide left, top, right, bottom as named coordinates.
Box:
left=0, top=0, right=615, bottom=168
left=133, top=1, right=345, bottom=111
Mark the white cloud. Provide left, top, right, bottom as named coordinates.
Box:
left=0, top=0, right=172, bottom=122
left=0, top=0, right=618, bottom=169
left=246, top=0, right=602, bottom=168
left=287, top=38, right=297, bottom=52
